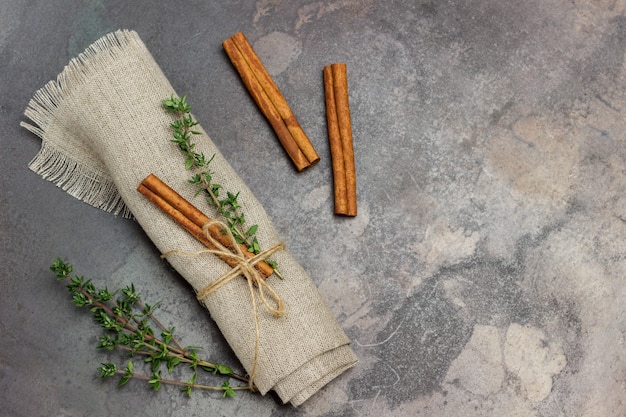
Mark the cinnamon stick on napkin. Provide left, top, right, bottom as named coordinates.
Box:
left=21, top=30, right=357, bottom=406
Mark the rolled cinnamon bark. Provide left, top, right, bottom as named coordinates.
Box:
left=137, top=174, right=274, bottom=279
left=223, top=32, right=320, bottom=171
left=324, top=63, right=357, bottom=216
left=323, top=65, right=347, bottom=214
left=222, top=38, right=309, bottom=171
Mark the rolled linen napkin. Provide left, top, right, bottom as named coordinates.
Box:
left=21, top=29, right=357, bottom=406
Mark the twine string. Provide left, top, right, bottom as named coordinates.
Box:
left=161, top=219, right=285, bottom=387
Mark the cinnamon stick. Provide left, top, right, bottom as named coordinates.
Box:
left=138, top=174, right=274, bottom=279
left=223, top=32, right=319, bottom=171
left=223, top=38, right=308, bottom=170
left=324, top=63, right=357, bottom=216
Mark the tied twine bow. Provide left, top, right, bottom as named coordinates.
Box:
left=163, top=219, right=285, bottom=387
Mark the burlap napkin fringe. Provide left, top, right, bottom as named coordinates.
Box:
left=23, top=141, right=131, bottom=216
left=21, top=31, right=137, bottom=218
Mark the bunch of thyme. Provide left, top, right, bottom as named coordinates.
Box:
left=162, top=96, right=276, bottom=273
left=51, top=258, right=255, bottom=397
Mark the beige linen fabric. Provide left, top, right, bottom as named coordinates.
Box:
left=21, top=30, right=357, bottom=406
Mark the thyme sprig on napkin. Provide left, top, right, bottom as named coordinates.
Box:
left=51, top=258, right=255, bottom=397
left=162, top=95, right=279, bottom=275
left=163, top=97, right=259, bottom=251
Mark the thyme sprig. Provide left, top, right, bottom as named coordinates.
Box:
left=162, top=95, right=279, bottom=276
left=51, top=258, right=256, bottom=398
left=162, top=97, right=256, bottom=248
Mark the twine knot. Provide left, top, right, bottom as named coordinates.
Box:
left=163, top=220, right=285, bottom=387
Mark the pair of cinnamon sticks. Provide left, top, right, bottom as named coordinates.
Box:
left=137, top=173, right=274, bottom=279
left=223, top=32, right=357, bottom=216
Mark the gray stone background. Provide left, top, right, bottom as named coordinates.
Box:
left=1, top=0, right=625, bottom=416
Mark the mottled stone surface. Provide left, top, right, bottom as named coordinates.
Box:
left=1, top=0, right=626, bottom=416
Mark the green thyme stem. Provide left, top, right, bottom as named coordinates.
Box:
left=111, top=344, right=249, bottom=384
left=73, top=285, right=186, bottom=360
left=75, top=289, right=162, bottom=352
left=197, top=175, right=250, bottom=248
left=93, top=291, right=247, bottom=381
left=112, top=370, right=251, bottom=391
left=51, top=258, right=256, bottom=397
left=135, top=299, right=185, bottom=352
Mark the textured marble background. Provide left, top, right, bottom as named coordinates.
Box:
left=1, top=0, right=625, bottom=416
